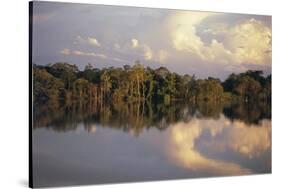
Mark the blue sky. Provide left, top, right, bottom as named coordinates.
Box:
left=32, top=1, right=272, bottom=80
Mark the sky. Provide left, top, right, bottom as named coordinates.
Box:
left=32, top=1, right=272, bottom=80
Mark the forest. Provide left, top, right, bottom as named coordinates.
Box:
left=33, top=62, right=271, bottom=106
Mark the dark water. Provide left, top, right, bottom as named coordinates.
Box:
left=32, top=101, right=271, bottom=187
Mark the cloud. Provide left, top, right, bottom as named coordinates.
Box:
left=169, top=11, right=216, bottom=59
left=201, top=18, right=271, bottom=65
left=73, top=50, right=107, bottom=59
left=143, top=45, right=153, bottom=60
left=59, top=48, right=71, bottom=55
left=222, top=120, right=271, bottom=158
left=131, top=38, right=139, bottom=48
left=129, top=38, right=153, bottom=60
left=112, top=57, right=130, bottom=63
left=88, top=124, right=97, bottom=133
left=130, top=38, right=165, bottom=62
left=87, top=37, right=101, bottom=47
left=33, top=3, right=271, bottom=79
left=156, top=50, right=169, bottom=63
left=168, top=12, right=271, bottom=66
left=76, top=35, right=101, bottom=47
left=228, top=19, right=271, bottom=65
left=59, top=48, right=131, bottom=63
left=168, top=116, right=271, bottom=174
left=58, top=49, right=107, bottom=59
left=76, top=35, right=84, bottom=43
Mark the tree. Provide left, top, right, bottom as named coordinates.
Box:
left=223, top=73, right=238, bottom=92
left=73, top=78, right=91, bottom=99
left=33, top=67, right=65, bottom=103
left=189, top=78, right=223, bottom=101
left=84, top=63, right=93, bottom=71
left=100, top=70, right=112, bottom=100
left=133, top=63, right=145, bottom=99
left=234, top=76, right=262, bottom=101
left=47, top=62, right=78, bottom=91
left=33, top=63, right=270, bottom=106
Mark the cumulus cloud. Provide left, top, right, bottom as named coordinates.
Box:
left=129, top=38, right=153, bottom=60
left=87, top=37, right=101, bottom=47
left=34, top=4, right=271, bottom=79
left=129, top=38, right=170, bottom=63
left=131, top=38, right=139, bottom=48
left=228, top=19, right=271, bottom=65
left=168, top=12, right=271, bottom=66
left=76, top=35, right=101, bottom=47
left=169, top=11, right=215, bottom=58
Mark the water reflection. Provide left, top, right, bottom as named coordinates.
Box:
left=33, top=101, right=195, bottom=135
left=168, top=116, right=271, bottom=175
left=33, top=101, right=271, bottom=187
left=33, top=100, right=270, bottom=134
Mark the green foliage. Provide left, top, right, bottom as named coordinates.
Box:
left=45, top=62, right=78, bottom=90
left=33, top=62, right=271, bottom=106
left=190, top=77, right=224, bottom=101
left=223, top=71, right=270, bottom=102
left=33, top=67, right=65, bottom=103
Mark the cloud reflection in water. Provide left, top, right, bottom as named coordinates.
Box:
left=168, top=116, right=271, bottom=175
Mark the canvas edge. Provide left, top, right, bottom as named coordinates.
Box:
left=29, top=1, right=34, bottom=188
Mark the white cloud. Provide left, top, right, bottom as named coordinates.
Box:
left=59, top=48, right=71, bottom=55
left=131, top=38, right=139, bottom=48
left=76, top=35, right=101, bottom=47
left=169, top=11, right=216, bottom=59
left=142, top=48, right=170, bottom=63
left=114, top=38, right=169, bottom=63
left=72, top=50, right=107, bottom=59
left=226, top=120, right=271, bottom=158
left=129, top=40, right=169, bottom=63
left=59, top=48, right=132, bottom=63
left=143, top=45, right=153, bottom=60
left=168, top=12, right=271, bottom=66
left=87, top=37, right=101, bottom=47
left=227, top=19, right=271, bottom=65
left=129, top=38, right=153, bottom=60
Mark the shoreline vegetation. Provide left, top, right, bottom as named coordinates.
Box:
left=33, top=62, right=271, bottom=133
left=33, top=61, right=271, bottom=106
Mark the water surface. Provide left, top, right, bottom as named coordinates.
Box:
left=33, top=101, right=271, bottom=187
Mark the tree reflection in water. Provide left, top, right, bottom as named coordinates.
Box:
left=33, top=100, right=271, bottom=135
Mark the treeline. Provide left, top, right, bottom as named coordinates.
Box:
left=33, top=62, right=271, bottom=105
